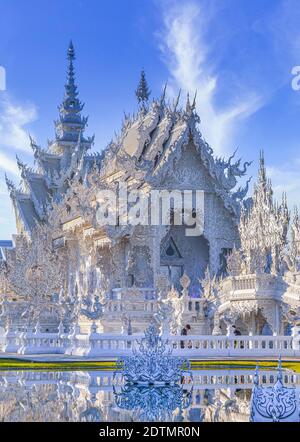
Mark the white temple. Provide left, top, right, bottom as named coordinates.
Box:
left=1, top=42, right=300, bottom=343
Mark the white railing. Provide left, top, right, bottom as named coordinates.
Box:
left=0, top=326, right=300, bottom=358
left=169, top=334, right=297, bottom=357
left=221, top=274, right=278, bottom=295
left=110, top=287, right=156, bottom=301
left=2, top=369, right=300, bottom=392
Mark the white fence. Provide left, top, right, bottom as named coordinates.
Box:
left=0, top=325, right=300, bottom=359
left=2, top=369, right=300, bottom=390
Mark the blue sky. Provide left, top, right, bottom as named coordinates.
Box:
left=0, top=0, right=300, bottom=239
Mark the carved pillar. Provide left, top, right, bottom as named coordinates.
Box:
left=249, top=311, right=256, bottom=335
left=209, top=241, right=220, bottom=275
left=212, top=312, right=221, bottom=335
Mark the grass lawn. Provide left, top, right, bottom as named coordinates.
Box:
left=0, top=359, right=116, bottom=371
left=191, top=360, right=300, bottom=372
left=0, top=358, right=300, bottom=372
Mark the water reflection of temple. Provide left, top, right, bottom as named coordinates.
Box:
left=0, top=369, right=299, bottom=422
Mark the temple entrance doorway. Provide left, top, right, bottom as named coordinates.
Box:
left=234, top=317, right=249, bottom=335
left=160, top=226, right=209, bottom=294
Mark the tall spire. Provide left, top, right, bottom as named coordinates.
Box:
left=173, top=89, right=181, bottom=111
left=54, top=41, right=89, bottom=146
left=258, top=150, right=266, bottom=185
left=135, top=70, right=151, bottom=107
left=239, top=152, right=290, bottom=274
left=62, top=40, right=83, bottom=115
left=185, top=92, right=191, bottom=113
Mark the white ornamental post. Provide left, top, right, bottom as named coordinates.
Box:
left=87, top=321, right=98, bottom=357
left=65, top=323, right=76, bottom=355
left=291, top=325, right=300, bottom=355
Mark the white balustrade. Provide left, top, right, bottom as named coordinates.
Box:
left=2, top=369, right=300, bottom=391
left=1, top=325, right=300, bottom=358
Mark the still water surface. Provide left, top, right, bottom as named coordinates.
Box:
left=0, top=369, right=298, bottom=422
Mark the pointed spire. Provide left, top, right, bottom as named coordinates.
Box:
left=192, top=90, right=197, bottom=110
left=60, top=40, right=83, bottom=117
left=16, top=155, right=29, bottom=181
left=135, top=70, right=151, bottom=106
left=258, top=149, right=266, bottom=185
left=53, top=41, right=91, bottom=147
left=29, top=134, right=37, bottom=149
left=74, top=128, right=82, bottom=152
left=5, top=173, right=16, bottom=194
left=185, top=92, right=191, bottom=113
left=67, top=40, right=75, bottom=62
left=160, top=81, right=167, bottom=104
left=16, top=154, right=25, bottom=171
left=173, top=89, right=181, bottom=112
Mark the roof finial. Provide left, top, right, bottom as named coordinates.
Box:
left=53, top=41, right=91, bottom=146
left=67, top=40, right=75, bottom=61
left=173, top=89, right=181, bottom=111
left=192, top=90, right=197, bottom=110
left=160, top=81, right=167, bottom=104
left=258, top=149, right=266, bottom=184
left=28, top=133, right=38, bottom=151
left=5, top=173, right=16, bottom=194
left=186, top=92, right=191, bottom=113
left=135, top=70, right=151, bottom=107
left=16, top=154, right=25, bottom=171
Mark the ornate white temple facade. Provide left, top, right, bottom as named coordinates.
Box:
left=1, top=42, right=300, bottom=341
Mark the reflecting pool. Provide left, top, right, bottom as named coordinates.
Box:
left=0, top=369, right=299, bottom=422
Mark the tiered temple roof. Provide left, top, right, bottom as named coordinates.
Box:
left=6, top=43, right=252, bottom=236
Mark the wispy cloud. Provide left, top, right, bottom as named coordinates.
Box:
left=0, top=94, right=37, bottom=177
left=0, top=151, right=19, bottom=176
left=0, top=94, right=37, bottom=153
left=157, top=1, right=263, bottom=156
left=0, top=94, right=37, bottom=238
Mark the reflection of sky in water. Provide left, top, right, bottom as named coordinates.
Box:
left=0, top=369, right=298, bottom=422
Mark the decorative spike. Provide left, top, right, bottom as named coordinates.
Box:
left=54, top=41, right=91, bottom=147
left=135, top=70, right=151, bottom=105
left=185, top=92, right=191, bottom=113
left=75, top=129, right=82, bottom=149
left=173, top=89, right=181, bottom=112
left=258, top=149, right=266, bottom=184
left=227, top=148, right=238, bottom=165
left=16, top=155, right=25, bottom=171
left=67, top=40, right=75, bottom=61
left=5, top=173, right=16, bottom=193
left=192, top=90, right=197, bottom=110
left=160, top=81, right=167, bottom=104
left=28, top=133, right=38, bottom=150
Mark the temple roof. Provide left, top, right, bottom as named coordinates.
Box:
left=102, top=87, right=252, bottom=217
left=6, top=48, right=251, bottom=236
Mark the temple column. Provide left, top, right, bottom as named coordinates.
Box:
left=209, top=241, right=220, bottom=275
left=248, top=311, right=256, bottom=335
